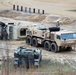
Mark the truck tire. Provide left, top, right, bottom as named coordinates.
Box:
left=26, top=36, right=31, bottom=45
left=32, top=38, right=38, bottom=47
left=50, top=43, right=58, bottom=53
left=44, top=41, right=51, bottom=51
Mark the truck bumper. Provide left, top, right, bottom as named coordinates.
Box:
left=61, top=40, right=76, bottom=46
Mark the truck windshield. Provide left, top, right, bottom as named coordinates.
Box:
left=61, top=33, right=76, bottom=40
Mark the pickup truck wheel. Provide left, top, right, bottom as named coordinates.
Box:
left=26, top=36, right=31, bottom=45
left=44, top=41, right=51, bottom=51
left=50, top=43, right=58, bottom=53
left=32, top=38, right=38, bottom=47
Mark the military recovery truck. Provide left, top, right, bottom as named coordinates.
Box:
left=14, top=46, right=42, bottom=67
left=25, top=27, right=76, bottom=52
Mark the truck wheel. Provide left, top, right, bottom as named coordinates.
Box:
left=32, top=38, right=38, bottom=47
left=26, top=36, right=31, bottom=45
left=44, top=41, right=50, bottom=51
left=50, top=43, right=58, bottom=53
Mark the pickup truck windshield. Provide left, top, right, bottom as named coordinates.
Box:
left=61, top=33, right=76, bottom=40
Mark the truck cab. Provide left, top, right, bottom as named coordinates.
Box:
left=51, top=30, right=76, bottom=52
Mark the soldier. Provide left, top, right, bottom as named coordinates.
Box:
left=56, top=21, right=60, bottom=27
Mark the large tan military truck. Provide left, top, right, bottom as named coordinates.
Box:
left=25, top=27, right=76, bottom=52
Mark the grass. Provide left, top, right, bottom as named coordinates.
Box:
left=37, top=59, right=76, bottom=75
left=0, top=64, right=1, bottom=70
left=0, top=58, right=76, bottom=75
left=68, top=10, right=76, bottom=12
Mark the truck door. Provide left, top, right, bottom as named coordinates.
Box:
left=56, top=35, right=61, bottom=46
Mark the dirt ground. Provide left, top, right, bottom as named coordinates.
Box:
left=0, top=0, right=76, bottom=25
left=0, top=41, right=76, bottom=75
left=0, top=0, right=76, bottom=18
left=0, top=0, right=76, bottom=75
left=0, top=10, right=76, bottom=25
